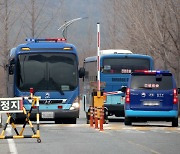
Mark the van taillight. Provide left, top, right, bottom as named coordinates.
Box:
left=173, top=89, right=178, bottom=104
left=125, top=88, right=130, bottom=103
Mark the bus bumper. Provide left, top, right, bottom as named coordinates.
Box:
left=15, top=109, right=79, bottom=121
left=104, top=104, right=124, bottom=117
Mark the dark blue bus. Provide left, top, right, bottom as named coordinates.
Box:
left=8, top=38, right=82, bottom=124
left=82, top=50, right=154, bottom=122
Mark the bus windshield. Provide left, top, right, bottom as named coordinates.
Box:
left=102, top=58, right=150, bottom=74
left=16, top=53, right=78, bottom=92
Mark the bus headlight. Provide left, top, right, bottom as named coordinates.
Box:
left=70, top=97, right=80, bottom=110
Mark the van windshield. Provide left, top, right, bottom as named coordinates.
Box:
left=130, top=74, right=173, bottom=90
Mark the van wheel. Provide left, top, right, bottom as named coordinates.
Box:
left=172, top=118, right=178, bottom=127
left=124, top=117, right=132, bottom=126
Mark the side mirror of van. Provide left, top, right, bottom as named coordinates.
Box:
left=8, top=59, right=15, bottom=75
left=79, top=67, right=85, bottom=78
left=121, top=86, right=127, bottom=93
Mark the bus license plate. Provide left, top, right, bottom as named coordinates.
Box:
left=42, top=112, right=54, bottom=119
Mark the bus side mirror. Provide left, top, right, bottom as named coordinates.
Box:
left=121, top=86, right=127, bottom=93
left=8, top=59, right=15, bottom=75
left=79, top=67, right=85, bottom=78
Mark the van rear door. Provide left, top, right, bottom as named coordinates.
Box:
left=129, top=74, right=174, bottom=111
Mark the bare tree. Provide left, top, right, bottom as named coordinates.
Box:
left=124, top=0, right=180, bottom=86
left=21, top=0, right=64, bottom=38
left=0, top=0, right=24, bottom=96
left=0, top=0, right=64, bottom=96
left=102, top=0, right=126, bottom=50
left=103, top=0, right=180, bottom=86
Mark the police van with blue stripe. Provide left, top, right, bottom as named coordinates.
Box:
left=123, top=70, right=180, bottom=127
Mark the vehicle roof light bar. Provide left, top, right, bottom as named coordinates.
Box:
left=26, top=38, right=66, bottom=43
left=134, top=70, right=170, bottom=75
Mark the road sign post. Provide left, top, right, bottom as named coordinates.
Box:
left=0, top=93, right=41, bottom=143
left=90, top=23, right=105, bottom=131
left=0, top=114, right=2, bottom=127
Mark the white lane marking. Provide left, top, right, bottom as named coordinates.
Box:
left=6, top=126, right=18, bottom=154
left=128, top=140, right=160, bottom=154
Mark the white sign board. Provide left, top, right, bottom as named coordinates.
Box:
left=0, top=97, right=23, bottom=113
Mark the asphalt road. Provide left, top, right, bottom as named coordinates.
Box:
left=0, top=107, right=180, bottom=154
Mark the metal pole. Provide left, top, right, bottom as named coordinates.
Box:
left=97, top=23, right=101, bottom=92
left=0, top=114, right=2, bottom=127
left=65, top=21, right=67, bottom=39
left=58, top=17, right=88, bottom=39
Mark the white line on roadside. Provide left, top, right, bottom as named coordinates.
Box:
left=6, top=126, right=18, bottom=154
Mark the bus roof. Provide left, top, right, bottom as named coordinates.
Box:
left=100, top=49, right=132, bottom=55
left=84, top=53, right=153, bottom=63
left=21, top=38, right=76, bottom=49
left=10, top=38, right=77, bottom=59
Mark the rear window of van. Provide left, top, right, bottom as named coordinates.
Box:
left=130, top=74, right=173, bottom=90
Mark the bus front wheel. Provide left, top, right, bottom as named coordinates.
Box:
left=67, top=118, right=77, bottom=124
left=55, top=118, right=77, bottom=124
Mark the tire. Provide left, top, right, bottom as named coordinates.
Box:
left=69, top=118, right=77, bottom=124
left=13, top=113, right=26, bottom=124
left=15, top=119, right=25, bottom=124
left=86, top=119, right=90, bottom=124
left=86, top=111, right=90, bottom=124
left=172, top=118, right=178, bottom=127
left=55, top=118, right=77, bottom=124
left=55, top=119, right=63, bottom=124
left=124, top=117, right=132, bottom=126
left=63, top=118, right=77, bottom=124
left=14, top=117, right=26, bottom=124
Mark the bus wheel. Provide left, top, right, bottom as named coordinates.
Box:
left=62, top=118, right=77, bottom=124
left=69, top=118, right=76, bottom=124
left=15, top=118, right=26, bottom=124
left=86, top=119, right=90, bottom=124
left=55, top=119, right=63, bottom=124
left=86, top=112, right=90, bottom=124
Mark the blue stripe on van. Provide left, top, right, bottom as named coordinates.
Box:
left=125, top=110, right=178, bottom=117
